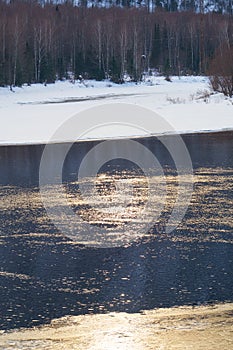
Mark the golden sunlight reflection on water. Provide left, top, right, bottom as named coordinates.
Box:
left=0, top=167, right=232, bottom=244
left=0, top=167, right=233, bottom=347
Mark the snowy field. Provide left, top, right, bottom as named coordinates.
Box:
left=0, top=76, right=232, bottom=145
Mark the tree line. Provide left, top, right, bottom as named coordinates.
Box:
left=5, top=1, right=233, bottom=15
left=0, top=1, right=232, bottom=86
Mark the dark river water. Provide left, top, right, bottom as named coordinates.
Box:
left=0, top=131, right=232, bottom=330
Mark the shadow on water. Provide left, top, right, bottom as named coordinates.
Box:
left=0, top=131, right=232, bottom=330
left=0, top=131, right=233, bottom=187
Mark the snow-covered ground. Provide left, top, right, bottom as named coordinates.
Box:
left=0, top=76, right=232, bottom=145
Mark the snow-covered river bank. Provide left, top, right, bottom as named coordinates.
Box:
left=0, top=303, right=232, bottom=350
left=0, top=76, right=232, bottom=145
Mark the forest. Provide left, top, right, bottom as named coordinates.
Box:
left=0, top=0, right=232, bottom=86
